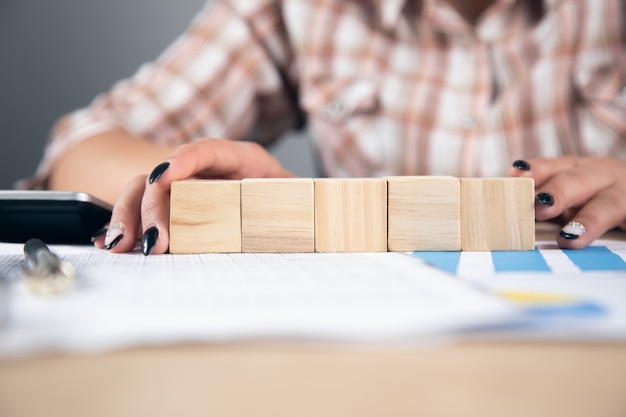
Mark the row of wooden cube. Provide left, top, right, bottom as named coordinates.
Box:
left=169, top=177, right=535, bottom=254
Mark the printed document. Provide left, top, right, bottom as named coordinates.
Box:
left=0, top=245, right=516, bottom=357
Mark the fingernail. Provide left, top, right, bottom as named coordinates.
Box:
left=90, top=227, right=108, bottom=243
left=104, top=223, right=125, bottom=249
left=142, top=226, right=159, bottom=256
left=559, top=221, right=586, bottom=240
left=149, top=162, right=170, bottom=184
left=536, top=192, right=554, bottom=206
left=512, top=160, right=531, bottom=171
left=104, top=235, right=123, bottom=250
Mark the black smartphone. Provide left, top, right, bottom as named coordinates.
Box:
left=0, top=190, right=112, bottom=245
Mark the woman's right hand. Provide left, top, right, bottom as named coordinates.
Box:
left=92, top=137, right=294, bottom=255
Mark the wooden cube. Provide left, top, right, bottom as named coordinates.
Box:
left=386, top=176, right=461, bottom=252
left=460, top=178, right=535, bottom=251
left=169, top=180, right=241, bottom=254
left=241, top=178, right=314, bottom=253
left=314, top=179, right=387, bottom=252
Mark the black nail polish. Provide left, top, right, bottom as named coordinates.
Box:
left=90, top=227, right=108, bottom=243
left=559, top=231, right=580, bottom=240
left=142, top=226, right=159, bottom=256
left=512, top=160, right=531, bottom=171
left=149, top=162, right=170, bottom=184
left=104, top=234, right=123, bottom=250
left=536, top=192, right=554, bottom=206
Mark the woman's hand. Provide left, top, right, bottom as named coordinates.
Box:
left=509, top=156, right=626, bottom=249
left=92, top=138, right=294, bottom=254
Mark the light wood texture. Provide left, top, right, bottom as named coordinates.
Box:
left=460, top=178, right=535, bottom=251
left=241, top=178, right=314, bottom=253
left=169, top=180, right=241, bottom=254
left=170, top=177, right=536, bottom=254
left=386, top=176, right=461, bottom=251
left=1, top=341, right=625, bottom=417
left=314, top=179, right=387, bottom=252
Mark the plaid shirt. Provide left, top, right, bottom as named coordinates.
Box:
left=27, top=0, right=626, bottom=187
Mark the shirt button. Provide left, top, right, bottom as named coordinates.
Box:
left=577, top=69, right=591, bottom=85
left=460, top=35, right=474, bottom=47
left=462, top=115, right=479, bottom=130
left=324, top=99, right=348, bottom=122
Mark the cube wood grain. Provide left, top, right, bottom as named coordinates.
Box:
left=169, top=180, right=241, bottom=254
left=460, top=178, right=535, bottom=251
left=241, top=178, right=314, bottom=253
left=314, top=179, right=387, bottom=252
left=386, top=176, right=461, bottom=251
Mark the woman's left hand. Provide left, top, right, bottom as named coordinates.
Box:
left=509, top=156, right=626, bottom=249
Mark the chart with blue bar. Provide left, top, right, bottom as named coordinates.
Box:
left=412, top=238, right=626, bottom=332
left=412, top=240, right=626, bottom=277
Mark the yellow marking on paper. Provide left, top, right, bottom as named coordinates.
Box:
left=497, top=291, right=577, bottom=305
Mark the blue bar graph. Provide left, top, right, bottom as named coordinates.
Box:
left=563, top=246, right=626, bottom=272
left=413, top=246, right=626, bottom=275
left=491, top=249, right=551, bottom=273
left=411, top=251, right=461, bottom=275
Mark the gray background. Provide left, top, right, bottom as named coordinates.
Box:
left=0, top=0, right=315, bottom=190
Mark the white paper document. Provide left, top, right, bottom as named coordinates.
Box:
left=411, top=234, right=626, bottom=341
left=0, top=245, right=517, bottom=357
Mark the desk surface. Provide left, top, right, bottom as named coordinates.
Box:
left=1, top=225, right=626, bottom=417
left=1, top=341, right=626, bottom=417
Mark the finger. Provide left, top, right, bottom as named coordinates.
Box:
left=139, top=139, right=294, bottom=255
left=509, top=157, right=579, bottom=188
left=90, top=225, right=109, bottom=248
left=140, top=138, right=289, bottom=255
left=148, top=138, right=293, bottom=191
left=139, top=175, right=171, bottom=255
left=99, top=175, right=145, bottom=253
left=508, top=159, right=532, bottom=177
left=533, top=164, right=613, bottom=222
left=556, top=187, right=626, bottom=249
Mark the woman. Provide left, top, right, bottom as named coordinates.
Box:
left=26, top=0, right=626, bottom=254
